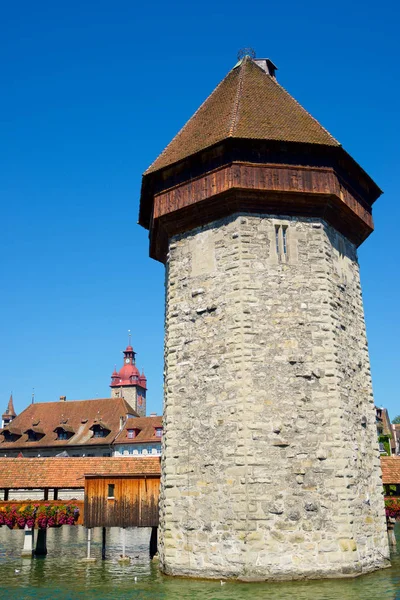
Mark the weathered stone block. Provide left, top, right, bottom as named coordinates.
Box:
left=158, top=214, right=389, bottom=581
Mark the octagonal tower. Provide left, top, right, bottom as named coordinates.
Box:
left=139, top=55, right=389, bottom=580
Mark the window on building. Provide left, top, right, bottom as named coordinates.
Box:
left=274, top=225, right=289, bottom=262
left=27, top=430, right=37, bottom=442
left=155, top=428, right=162, bottom=438
left=107, top=484, right=115, bottom=498
left=147, top=447, right=153, bottom=455
left=92, top=425, right=108, bottom=438
left=57, top=430, right=68, bottom=440
left=103, top=452, right=111, bottom=457
left=127, top=428, right=140, bottom=439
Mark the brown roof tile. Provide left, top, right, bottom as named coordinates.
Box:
left=145, top=57, right=339, bottom=175
left=381, top=456, right=400, bottom=484
left=114, top=416, right=162, bottom=445
left=0, top=398, right=137, bottom=450
left=0, top=457, right=161, bottom=488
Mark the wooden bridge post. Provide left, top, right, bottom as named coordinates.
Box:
left=121, top=527, right=126, bottom=558
left=149, top=526, right=158, bottom=558
left=87, top=528, right=92, bottom=559
left=35, top=528, right=48, bottom=556
left=118, top=527, right=130, bottom=564
left=102, top=527, right=106, bottom=560
left=388, top=517, right=397, bottom=546
left=81, top=528, right=96, bottom=562
left=21, top=525, right=35, bottom=557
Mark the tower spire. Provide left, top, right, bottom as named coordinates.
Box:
left=7, top=393, right=16, bottom=417
left=2, top=393, right=17, bottom=428
left=110, top=339, right=147, bottom=417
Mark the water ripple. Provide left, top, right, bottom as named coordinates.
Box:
left=1, top=526, right=400, bottom=599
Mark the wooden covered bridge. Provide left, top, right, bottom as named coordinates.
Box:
left=0, top=457, right=161, bottom=559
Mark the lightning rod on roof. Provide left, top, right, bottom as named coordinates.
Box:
left=128, top=329, right=132, bottom=346
left=237, top=47, right=256, bottom=60
left=32, top=388, right=35, bottom=404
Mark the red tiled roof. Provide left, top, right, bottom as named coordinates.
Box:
left=145, top=56, right=339, bottom=175
left=0, top=457, right=161, bottom=488
left=114, top=416, right=162, bottom=445
left=0, top=398, right=137, bottom=450
left=381, top=457, right=400, bottom=484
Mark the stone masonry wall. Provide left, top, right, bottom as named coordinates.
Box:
left=159, top=213, right=389, bottom=581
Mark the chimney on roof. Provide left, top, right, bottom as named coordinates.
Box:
left=150, top=412, right=157, bottom=417
left=59, top=395, right=66, bottom=402
left=119, top=416, right=125, bottom=430
left=253, top=58, right=278, bottom=80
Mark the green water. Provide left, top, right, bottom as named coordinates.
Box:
left=1, top=526, right=400, bottom=600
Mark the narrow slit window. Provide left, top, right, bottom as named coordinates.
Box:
left=282, top=226, right=288, bottom=256
left=275, top=226, right=280, bottom=255
left=107, top=484, right=115, bottom=498
left=274, top=224, right=289, bottom=262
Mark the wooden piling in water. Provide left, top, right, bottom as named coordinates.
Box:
left=102, top=527, right=106, bottom=560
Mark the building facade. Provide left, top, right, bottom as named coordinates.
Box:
left=113, top=416, right=162, bottom=457
left=139, top=55, right=389, bottom=580
left=0, top=342, right=160, bottom=458
left=376, top=407, right=396, bottom=455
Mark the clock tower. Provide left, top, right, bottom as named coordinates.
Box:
left=110, top=344, right=147, bottom=416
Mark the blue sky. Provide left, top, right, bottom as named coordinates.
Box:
left=0, top=0, right=399, bottom=418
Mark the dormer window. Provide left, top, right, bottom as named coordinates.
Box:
left=127, top=428, right=140, bottom=439
left=54, top=424, right=74, bottom=441
left=24, top=426, right=45, bottom=442
left=89, top=421, right=111, bottom=439
left=92, top=426, right=106, bottom=438
left=1, top=427, right=22, bottom=443
left=155, top=427, right=163, bottom=438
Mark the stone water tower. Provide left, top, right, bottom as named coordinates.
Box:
left=139, top=54, right=389, bottom=580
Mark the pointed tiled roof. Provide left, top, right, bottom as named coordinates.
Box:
left=2, top=394, right=16, bottom=419
left=145, top=57, right=339, bottom=175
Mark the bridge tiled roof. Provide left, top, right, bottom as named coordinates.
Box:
left=0, top=457, right=161, bottom=489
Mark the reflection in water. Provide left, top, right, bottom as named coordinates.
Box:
left=1, top=525, right=400, bottom=599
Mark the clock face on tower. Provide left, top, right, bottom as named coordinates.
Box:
left=125, top=358, right=130, bottom=364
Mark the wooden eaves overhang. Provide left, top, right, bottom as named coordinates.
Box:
left=139, top=57, right=382, bottom=264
